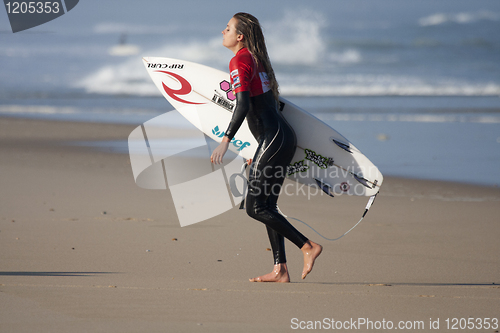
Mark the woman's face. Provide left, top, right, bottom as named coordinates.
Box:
left=222, top=17, right=243, bottom=52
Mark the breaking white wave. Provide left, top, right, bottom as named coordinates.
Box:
left=76, top=58, right=151, bottom=95
left=265, top=9, right=327, bottom=66
left=418, top=10, right=500, bottom=26
left=76, top=9, right=337, bottom=95
left=328, top=49, right=362, bottom=64
left=75, top=38, right=227, bottom=95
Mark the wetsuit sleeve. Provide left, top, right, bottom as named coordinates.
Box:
left=224, top=91, right=250, bottom=140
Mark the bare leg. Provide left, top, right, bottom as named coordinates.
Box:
left=249, top=263, right=290, bottom=283
left=301, top=240, right=323, bottom=279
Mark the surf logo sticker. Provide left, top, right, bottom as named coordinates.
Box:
left=230, top=70, right=242, bottom=90
left=212, top=126, right=251, bottom=151
left=212, top=80, right=235, bottom=111
left=155, top=70, right=205, bottom=105
left=340, top=182, right=350, bottom=192
left=4, top=0, right=79, bottom=33
left=259, top=72, right=271, bottom=93
left=287, top=160, right=309, bottom=176
left=147, top=63, right=184, bottom=69
left=212, top=92, right=234, bottom=111
left=219, top=80, right=235, bottom=101
left=304, top=149, right=334, bottom=169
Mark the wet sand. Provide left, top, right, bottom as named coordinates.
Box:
left=1, top=117, right=499, bottom=332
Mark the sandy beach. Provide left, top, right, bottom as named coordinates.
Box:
left=1, top=116, right=499, bottom=332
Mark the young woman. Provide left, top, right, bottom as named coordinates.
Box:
left=211, top=12, right=322, bottom=282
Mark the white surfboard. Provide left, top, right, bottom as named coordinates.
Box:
left=142, top=57, right=383, bottom=197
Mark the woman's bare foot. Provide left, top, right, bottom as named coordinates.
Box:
left=249, top=263, right=290, bottom=283
left=301, top=240, right=323, bottom=279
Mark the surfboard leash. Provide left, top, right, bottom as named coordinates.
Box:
left=232, top=160, right=379, bottom=241
left=283, top=192, right=379, bottom=241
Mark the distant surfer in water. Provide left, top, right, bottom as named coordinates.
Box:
left=211, top=12, right=322, bottom=282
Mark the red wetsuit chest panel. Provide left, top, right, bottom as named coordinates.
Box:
left=229, top=48, right=271, bottom=97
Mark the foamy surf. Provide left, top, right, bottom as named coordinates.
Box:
left=418, top=10, right=500, bottom=26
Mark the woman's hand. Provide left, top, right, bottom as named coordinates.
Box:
left=211, top=136, right=231, bottom=164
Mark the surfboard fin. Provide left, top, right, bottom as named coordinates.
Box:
left=278, top=101, right=285, bottom=112
left=331, top=138, right=353, bottom=153
left=229, top=162, right=248, bottom=209
left=362, top=192, right=378, bottom=217
left=353, top=174, right=372, bottom=188
left=314, top=178, right=334, bottom=197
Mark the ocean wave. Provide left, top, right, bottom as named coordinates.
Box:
left=280, top=82, right=500, bottom=96
left=0, top=105, right=160, bottom=116
left=77, top=61, right=500, bottom=97
left=75, top=7, right=499, bottom=98
left=3, top=104, right=498, bottom=125
left=327, top=49, right=362, bottom=64
left=418, top=10, right=500, bottom=26
left=76, top=9, right=338, bottom=94
left=77, top=44, right=500, bottom=97
left=75, top=38, right=228, bottom=95
left=76, top=59, right=150, bottom=95
left=279, top=74, right=500, bottom=96
left=265, top=9, right=327, bottom=66
left=318, top=113, right=500, bottom=124
left=93, top=22, right=178, bottom=35
left=0, top=105, right=79, bottom=114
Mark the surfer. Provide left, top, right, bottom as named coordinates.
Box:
left=211, top=12, right=322, bottom=282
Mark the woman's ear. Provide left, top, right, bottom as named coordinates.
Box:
left=237, top=34, right=244, bottom=42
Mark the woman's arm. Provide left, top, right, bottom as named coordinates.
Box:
left=210, top=91, right=250, bottom=164
left=224, top=91, right=250, bottom=140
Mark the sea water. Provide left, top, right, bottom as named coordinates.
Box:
left=1, top=0, right=499, bottom=186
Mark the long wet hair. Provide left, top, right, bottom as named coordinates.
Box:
left=233, top=12, right=279, bottom=101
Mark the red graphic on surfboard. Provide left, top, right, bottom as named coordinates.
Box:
left=155, top=71, right=205, bottom=105
left=340, top=182, right=351, bottom=192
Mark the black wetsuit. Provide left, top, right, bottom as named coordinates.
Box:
left=225, top=48, right=308, bottom=264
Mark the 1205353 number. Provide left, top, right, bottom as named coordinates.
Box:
left=5, top=2, right=60, bottom=14
left=445, top=318, right=499, bottom=330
